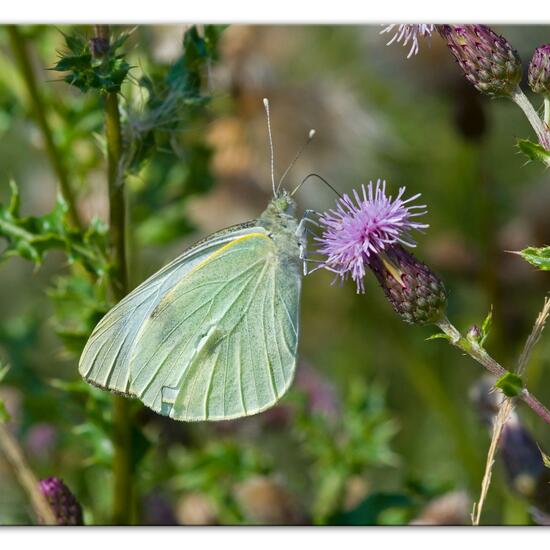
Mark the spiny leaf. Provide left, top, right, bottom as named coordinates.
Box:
left=516, top=246, right=550, bottom=271
left=517, top=138, right=550, bottom=166
left=495, top=372, right=524, bottom=397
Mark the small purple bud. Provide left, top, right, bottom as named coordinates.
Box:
left=528, top=45, right=550, bottom=96
left=439, top=25, right=522, bottom=97
left=467, top=325, right=482, bottom=343
left=38, top=477, right=84, bottom=525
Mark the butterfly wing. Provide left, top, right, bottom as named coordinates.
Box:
left=79, top=223, right=257, bottom=393
left=79, top=225, right=301, bottom=421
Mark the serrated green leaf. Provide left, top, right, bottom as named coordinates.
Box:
left=495, top=372, right=524, bottom=397
left=0, top=181, right=110, bottom=276
left=517, top=246, right=550, bottom=270
left=517, top=138, right=550, bottom=165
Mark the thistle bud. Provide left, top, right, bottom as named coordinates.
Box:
left=368, top=244, right=447, bottom=325
left=439, top=25, right=522, bottom=97
left=89, top=37, right=110, bottom=59
left=38, top=477, right=84, bottom=525
left=528, top=45, right=550, bottom=96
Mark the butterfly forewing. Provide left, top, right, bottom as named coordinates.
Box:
left=79, top=224, right=257, bottom=393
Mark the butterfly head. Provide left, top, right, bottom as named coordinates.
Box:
left=270, top=190, right=296, bottom=217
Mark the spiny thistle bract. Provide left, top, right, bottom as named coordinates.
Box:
left=38, top=477, right=83, bottom=525
left=368, top=244, right=447, bottom=325
left=439, top=25, right=522, bottom=98
left=316, top=180, right=446, bottom=324
left=529, top=45, right=550, bottom=96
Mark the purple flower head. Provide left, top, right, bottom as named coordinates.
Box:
left=316, top=180, right=428, bottom=293
left=529, top=44, right=550, bottom=96
left=439, top=25, right=522, bottom=97
left=380, top=24, right=435, bottom=58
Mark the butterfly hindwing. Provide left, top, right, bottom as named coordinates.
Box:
left=126, top=230, right=300, bottom=421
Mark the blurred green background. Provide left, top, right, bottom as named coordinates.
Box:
left=0, top=24, right=549, bottom=525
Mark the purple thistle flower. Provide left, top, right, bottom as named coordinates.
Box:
left=316, top=180, right=428, bottom=293
left=38, top=477, right=84, bottom=526
left=380, top=24, right=435, bottom=58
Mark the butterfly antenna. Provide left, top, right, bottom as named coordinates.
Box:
left=291, top=172, right=343, bottom=198
left=263, top=98, right=277, bottom=196
left=276, top=129, right=316, bottom=195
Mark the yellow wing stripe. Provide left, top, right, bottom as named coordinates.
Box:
left=186, top=232, right=270, bottom=279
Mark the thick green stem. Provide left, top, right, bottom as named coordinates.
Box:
left=95, top=25, right=134, bottom=525
left=436, top=317, right=550, bottom=427
left=7, top=26, right=82, bottom=229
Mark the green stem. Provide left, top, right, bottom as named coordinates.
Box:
left=436, top=317, right=550, bottom=427
left=95, top=25, right=134, bottom=525
left=7, top=26, right=82, bottom=229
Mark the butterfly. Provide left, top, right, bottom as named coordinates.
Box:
left=79, top=99, right=315, bottom=422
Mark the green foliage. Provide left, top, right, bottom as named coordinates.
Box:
left=0, top=181, right=110, bottom=276
left=333, top=492, right=413, bottom=525
left=52, top=31, right=130, bottom=94
left=293, top=380, right=399, bottom=523
left=495, top=372, right=524, bottom=397
left=170, top=439, right=272, bottom=523
left=47, top=274, right=109, bottom=355
left=0, top=363, right=10, bottom=422
left=517, top=246, right=550, bottom=270
left=516, top=138, right=550, bottom=166
left=123, top=25, right=224, bottom=245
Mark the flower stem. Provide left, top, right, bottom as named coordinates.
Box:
left=6, top=26, right=82, bottom=229
left=0, top=422, right=57, bottom=524
left=511, top=88, right=550, bottom=153
left=94, top=24, right=134, bottom=525
left=436, top=317, right=550, bottom=427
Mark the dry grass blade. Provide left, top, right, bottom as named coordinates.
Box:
left=472, top=296, right=550, bottom=525
left=0, top=423, right=57, bottom=525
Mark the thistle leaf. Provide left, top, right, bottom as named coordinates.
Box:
left=517, top=138, right=550, bottom=165
left=0, top=181, right=110, bottom=276
left=480, top=307, right=493, bottom=346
